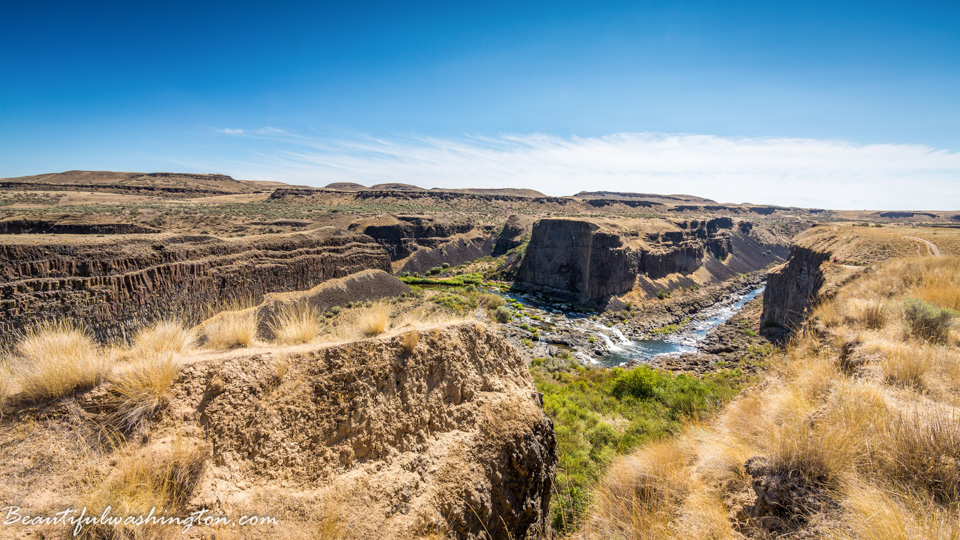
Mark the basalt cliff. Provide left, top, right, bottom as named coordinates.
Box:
left=515, top=217, right=790, bottom=305
left=0, top=228, right=391, bottom=343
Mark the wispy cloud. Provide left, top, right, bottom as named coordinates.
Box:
left=216, top=128, right=244, bottom=135
left=210, top=131, right=960, bottom=210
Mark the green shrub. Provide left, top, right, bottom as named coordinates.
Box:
left=441, top=262, right=450, bottom=269
left=903, top=297, right=955, bottom=343
left=430, top=292, right=477, bottom=314
left=532, top=362, right=747, bottom=532
left=611, top=366, right=659, bottom=399
left=479, top=293, right=506, bottom=309
left=494, top=306, right=512, bottom=323
left=656, top=288, right=670, bottom=300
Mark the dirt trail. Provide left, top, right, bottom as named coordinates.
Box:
left=904, top=235, right=943, bottom=257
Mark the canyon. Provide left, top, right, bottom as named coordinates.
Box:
left=1, top=171, right=959, bottom=539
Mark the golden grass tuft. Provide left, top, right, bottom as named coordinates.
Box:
left=841, top=297, right=888, bottom=329
left=908, top=256, right=960, bottom=311
left=79, top=439, right=208, bottom=538
left=131, top=320, right=195, bottom=356
left=269, top=302, right=323, bottom=345
left=401, top=330, right=420, bottom=354
left=355, top=303, right=391, bottom=337
left=111, top=350, right=182, bottom=429
left=883, top=410, right=960, bottom=503
left=0, top=361, right=9, bottom=406
left=201, top=309, right=259, bottom=349
left=13, top=320, right=110, bottom=400
left=829, top=483, right=960, bottom=540
left=868, top=340, right=932, bottom=389
left=586, top=439, right=693, bottom=539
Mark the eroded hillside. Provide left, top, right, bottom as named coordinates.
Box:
left=0, top=318, right=556, bottom=539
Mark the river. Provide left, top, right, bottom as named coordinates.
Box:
left=500, top=284, right=765, bottom=368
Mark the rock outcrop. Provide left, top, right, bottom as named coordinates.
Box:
left=760, top=245, right=830, bottom=333
left=493, top=214, right=534, bottom=256
left=349, top=215, right=498, bottom=274
left=0, top=228, right=391, bottom=343
left=0, top=216, right=159, bottom=235
left=164, top=322, right=556, bottom=538
left=516, top=218, right=788, bottom=304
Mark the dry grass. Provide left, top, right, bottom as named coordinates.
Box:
left=111, top=350, right=182, bottom=429
left=902, top=297, right=955, bottom=344
left=830, top=483, right=960, bottom=540
left=583, top=253, right=960, bottom=538
left=130, top=320, right=195, bottom=356
left=883, top=410, right=960, bottom=504
left=200, top=309, right=259, bottom=349
left=867, top=339, right=932, bottom=389
left=401, top=330, right=420, bottom=354
left=0, top=361, right=9, bottom=406
left=841, top=297, right=888, bottom=329
left=585, top=439, right=696, bottom=539
left=355, top=303, right=391, bottom=337
left=907, top=256, right=960, bottom=311
left=79, top=439, right=208, bottom=538
left=269, top=302, right=323, bottom=344
left=11, top=321, right=110, bottom=400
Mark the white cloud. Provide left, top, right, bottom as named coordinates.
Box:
left=217, top=128, right=244, bottom=135
left=215, top=132, right=960, bottom=210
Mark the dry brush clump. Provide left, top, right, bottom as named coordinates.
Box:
left=269, top=302, right=324, bottom=345
left=401, top=330, right=420, bottom=354
left=355, top=303, right=391, bottom=337
left=902, top=297, right=956, bottom=344
left=111, top=350, right=182, bottom=430
left=9, top=320, right=111, bottom=401
left=129, top=320, right=195, bottom=356
left=78, top=438, right=208, bottom=539
left=200, top=309, right=260, bottom=349
left=581, top=254, right=960, bottom=539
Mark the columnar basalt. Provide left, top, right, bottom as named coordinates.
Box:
left=0, top=228, right=391, bottom=343
left=349, top=215, right=499, bottom=274
left=516, top=217, right=788, bottom=304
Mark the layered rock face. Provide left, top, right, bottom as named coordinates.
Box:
left=516, top=218, right=786, bottom=304
left=349, top=215, right=498, bottom=274
left=516, top=219, right=638, bottom=301
left=0, top=228, right=390, bottom=343
left=760, top=246, right=830, bottom=333
left=167, top=322, right=556, bottom=538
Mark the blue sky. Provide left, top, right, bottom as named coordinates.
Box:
left=2, top=1, right=958, bottom=208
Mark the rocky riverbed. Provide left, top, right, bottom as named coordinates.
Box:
left=497, top=271, right=776, bottom=372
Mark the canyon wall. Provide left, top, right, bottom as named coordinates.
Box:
left=349, top=215, right=498, bottom=274
left=760, top=246, right=831, bottom=333
left=516, top=218, right=788, bottom=304
left=165, top=322, right=556, bottom=538
left=0, top=228, right=391, bottom=343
